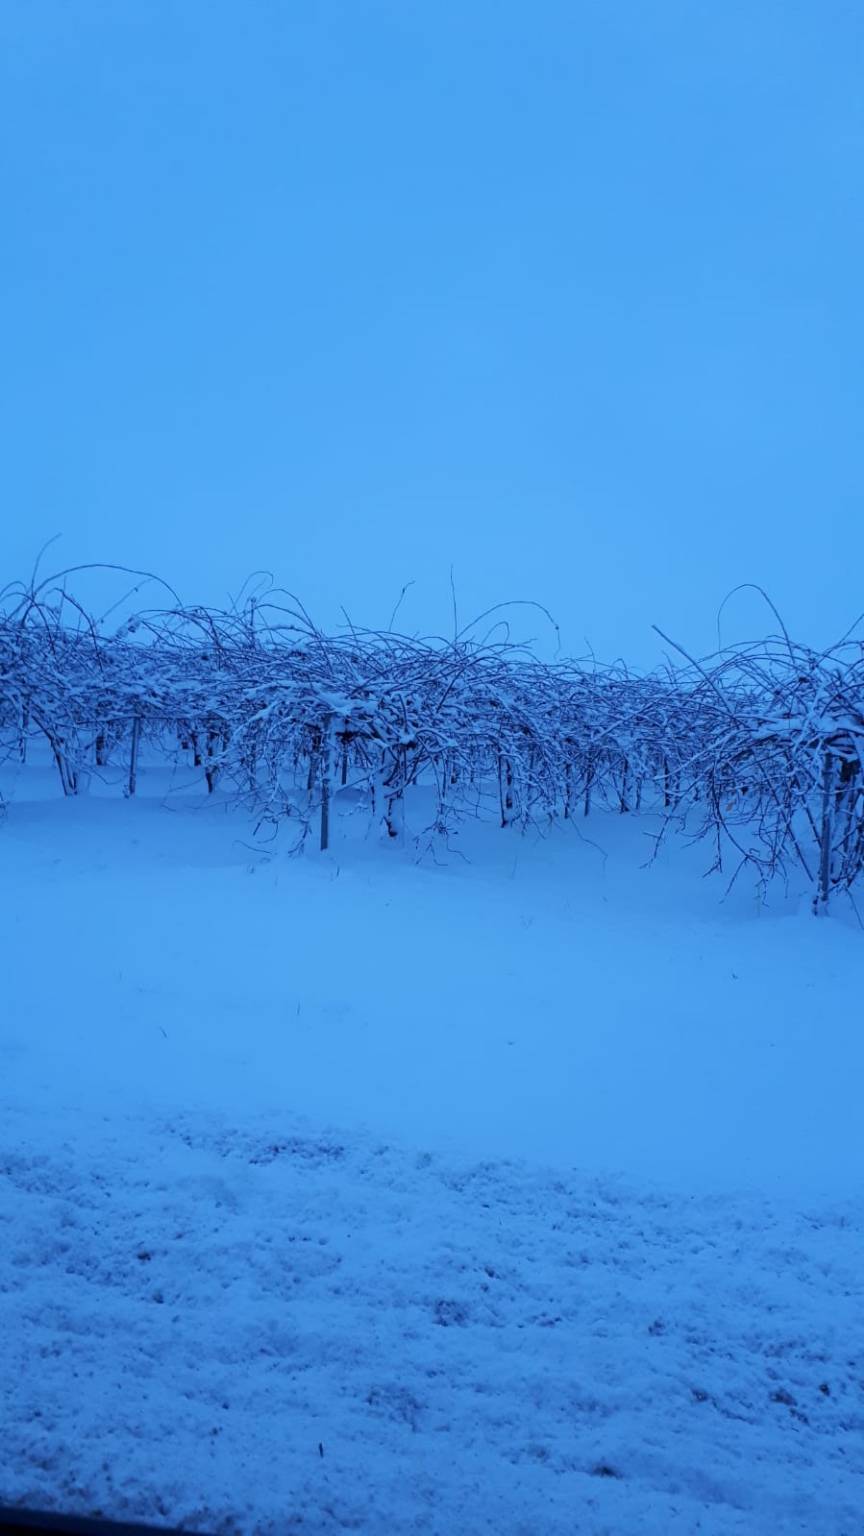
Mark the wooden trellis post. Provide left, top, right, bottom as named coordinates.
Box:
left=320, top=713, right=335, bottom=852
left=815, top=752, right=836, bottom=913
left=128, top=716, right=142, bottom=797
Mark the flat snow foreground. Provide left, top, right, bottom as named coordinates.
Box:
left=1, top=780, right=863, bottom=1533
left=1, top=1103, right=862, bottom=1536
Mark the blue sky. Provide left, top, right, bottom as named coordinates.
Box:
left=1, top=1, right=861, bottom=664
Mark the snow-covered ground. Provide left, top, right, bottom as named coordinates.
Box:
left=2, top=766, right=863, bottom=1533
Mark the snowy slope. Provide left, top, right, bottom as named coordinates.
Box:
left=2, top=1103, right=862, bottom=1535
left=2, top=772, right=862, bottom=1196
left=1, top=772, right=863, bottom=1533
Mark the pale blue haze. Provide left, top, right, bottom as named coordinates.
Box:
left=1, top=1, right=861, bottom=661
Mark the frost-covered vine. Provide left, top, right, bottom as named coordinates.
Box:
left=1, top=565, right=862, bottom=913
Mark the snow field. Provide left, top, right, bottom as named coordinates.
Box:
left=3, top=1103, right=863, bottom=1535
left=1, top=774, right=863, bottom=1532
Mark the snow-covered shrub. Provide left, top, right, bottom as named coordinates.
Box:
left=1, top=565, right=862, bottom=911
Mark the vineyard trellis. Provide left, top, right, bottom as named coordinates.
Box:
left=1, top=565, right=863, bottom=915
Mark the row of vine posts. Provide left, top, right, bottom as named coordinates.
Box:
left=1, top=566, right=862, bottom=915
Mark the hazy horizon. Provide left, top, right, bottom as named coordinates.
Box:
left=2, top=2, right=861, bottom=664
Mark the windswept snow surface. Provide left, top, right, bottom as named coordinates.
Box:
left=3, top=1101, right=863, bottom=1536
left=2, top=769, right=863, bottom=1533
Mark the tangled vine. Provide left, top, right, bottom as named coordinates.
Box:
left=1, top=565, right=862, bottom=914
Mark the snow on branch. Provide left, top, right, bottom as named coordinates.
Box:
left=1, top=567, right=862, bottom=911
